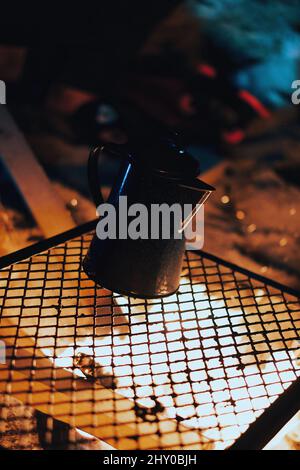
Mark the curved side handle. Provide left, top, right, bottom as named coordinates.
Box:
left=88, top=144, right=124, bottom=207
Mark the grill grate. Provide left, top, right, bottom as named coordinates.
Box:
left=0, top=228, right=299, bottom=450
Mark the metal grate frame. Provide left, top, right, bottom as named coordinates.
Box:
left=0, top=221, right=299, bottom=450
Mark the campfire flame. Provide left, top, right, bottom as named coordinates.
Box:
left=42, top=278, right=300, bottom=450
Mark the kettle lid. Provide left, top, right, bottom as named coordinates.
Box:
left=132, top=134, right=201, bottom=180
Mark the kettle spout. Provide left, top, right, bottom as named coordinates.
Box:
left=178, top=179, right=215, bottom=231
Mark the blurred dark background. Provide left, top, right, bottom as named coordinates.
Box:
left=0, top=0, right=300, bottom=289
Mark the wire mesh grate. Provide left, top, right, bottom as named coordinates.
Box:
left=0, top=230, right=299, bottom=450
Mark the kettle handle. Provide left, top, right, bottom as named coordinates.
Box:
left=88, top=144, right=124, bottom=207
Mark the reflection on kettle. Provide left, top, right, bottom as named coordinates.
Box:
left=83, top=135, right=215, bottom=298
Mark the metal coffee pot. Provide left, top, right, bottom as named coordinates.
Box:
left=83, top=137, right=214, bottom=298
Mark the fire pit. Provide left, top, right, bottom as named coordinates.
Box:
left=0, top=221, right=299, bottom=450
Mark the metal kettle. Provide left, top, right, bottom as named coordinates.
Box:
left=83, top=137, right=214, bottom=298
